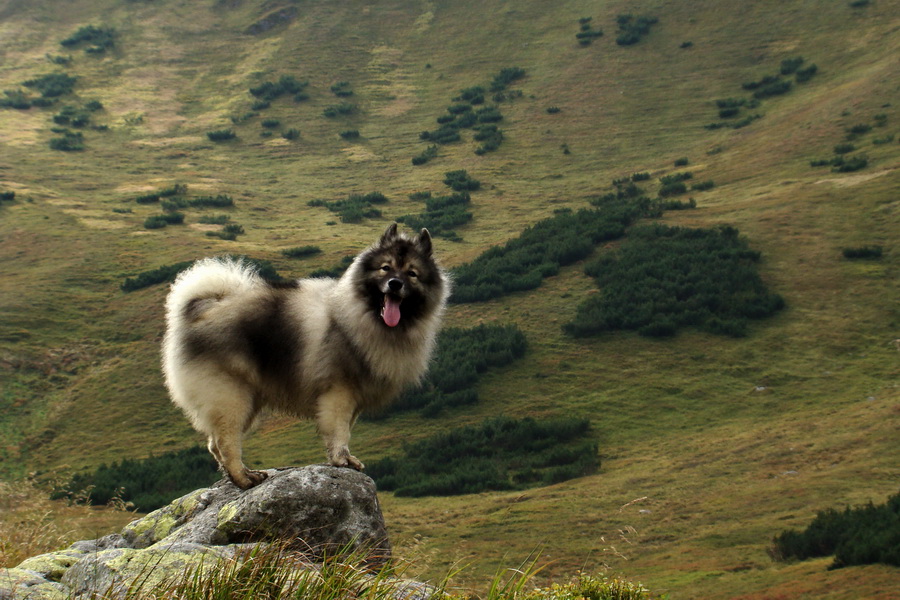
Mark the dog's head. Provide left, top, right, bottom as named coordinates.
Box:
left=357, top=223, right=444, bottom=328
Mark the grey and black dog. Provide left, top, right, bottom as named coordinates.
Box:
left=162, top=224, right=449, bottom=488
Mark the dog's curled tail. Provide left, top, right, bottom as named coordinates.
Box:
left=166, top=257, right=261, bottom=324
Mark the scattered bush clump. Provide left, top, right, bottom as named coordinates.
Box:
left=451, top=198, right=643, bottom=303
left=206, top=223, right=245, bottom=241
left=565, top=224, right=785, bottom=338
left=189, top=195, right=234, bottom=208
left=60, top=25, right=115, bottom=54
left=198, top=214, right=230, bottom=225
left=281, top=245, right=321, bottom=258
left=339, top=129, right=360, bottom=140
left=330, top=81, right=353, bottom=97
left=398, top=192, right=472, bottom=240
left=691, top=180, right=715, bottom=191
left=48, top=130, right=84, bottom=151
left=323, top=103, right=356, bottom=118
left=443, top=169, right=481, bottom=192
left=615, top=14, right=658, bottom=46
left=371, top=324, right=527, bottom=419
left=0, top=90, right=32, bottom=109
left=1, top=191, right=16, bottom=202
left=260, top=118, right=280, bottom=129
left=368, top=415, right=597, bottom=496
left=411, top=144, right=438, bottom=166
left=121, top=257, right=283, bottom=293
left=282, top=128, right=300, bottom=140
left=308, top=191, right=388, bottom=223
left=249, top=75, right=308, bottom=103
left=143, top=212, right=185, bottom=229
left=206, top=129, right=236, bottom=142
left=52, top=446, right=219, bottom=512
left=575, top=17, right=604, bottom=46
left=773, top=491, right=900, bottom=569
left=832, top=155, right=868, bottom=172
left=842, top=245, right=883, bottom=259
left=23, top=73, right=77, bottom=98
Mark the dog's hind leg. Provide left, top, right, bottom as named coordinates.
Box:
left=187, top=374, right=267, bottom=490
left=316, top=385, right=364, bottom=471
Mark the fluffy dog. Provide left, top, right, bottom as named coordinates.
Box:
left=162, top=224, right=449, bottom=488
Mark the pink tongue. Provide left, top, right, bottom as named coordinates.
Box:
left=382, top=296, right=401, bottom=327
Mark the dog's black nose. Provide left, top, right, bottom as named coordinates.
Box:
left=388, top=278, right=403, bottom=292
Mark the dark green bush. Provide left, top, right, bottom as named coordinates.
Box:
left=453, top=86, right=485, bottom=104
left=60, top=25, right=115, bottom=54
left=49, top=130, right=84, bottom=151
left=846, top=123, right=872, bottom=138
left=367, top=415, right=597, bottom=496
left=443, top=170, right=480, bottom=191
left=752, top=78, right=792, bottom=99
left=397, top=192, right=472, bottom=238
left=834, top=143, right=855, bottom=154
left=842, top=245, right=883, bottom=259
left=780, top=56, right=805, bottom=75
left=249, top=75, right=308, bottom=102
left=261, top=118, right=280, bottom=129
left=23, top=73, right=77, bottom=98
left=282, top=128, right=300, bottom=140
left=832, top=155, right=868, bottom=172
left=323, top=103, right=356, bottom=118
left=281, top=245, right=321, bottom=258
left=773, top=491, right=900, bottom=569
left=206, top=129, right=236, bottom=142
left=143, top=212, right=184, bottom=229
left=53, top=446, right=219, bottom=512
left=452, top=198, right=642, bottom=304
left=795, top=64, right=818, bottom=83
left=309, top=192, right=388, bottom=223
left=489, top=67, right=526, bottom=92
left=0, top=90, right=32, bottom=109
left=339, top=129, right=360, bottom=139
left=691, top=180, right=715, bottom=191
left=330, top=81, right=353, bottom=97
left=134, top=193, right=160, bottom=205
left=615, top=14, right=658, bottom=46
left=0, top=191, right=16, bottom=202
left=411, top=144, right=438, bottom=166
left=565, top=224, right=784, bottom=338
left=189, top=195, right=234, bottom=208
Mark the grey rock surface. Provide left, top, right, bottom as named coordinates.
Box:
left=0, top=465, right=414, bottom=599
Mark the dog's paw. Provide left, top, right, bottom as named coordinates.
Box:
left=330, top=452, right=365, bottom=471
left=230, top=468, right=268, bottom=490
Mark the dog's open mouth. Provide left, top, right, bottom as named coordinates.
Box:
left=381, top=294, right=402, bottom=327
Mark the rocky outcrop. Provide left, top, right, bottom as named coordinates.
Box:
left=0, top=465, right=417, bottom=600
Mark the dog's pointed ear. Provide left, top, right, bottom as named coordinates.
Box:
left=416, top=228, right=433, bottom=256
left=380, top=223, right=399, bottom=246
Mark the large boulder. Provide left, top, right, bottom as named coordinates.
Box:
left=0, top=465, right=414, bottom=600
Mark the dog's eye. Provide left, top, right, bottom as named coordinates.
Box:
left=380, top=265, right=391, bottom=272
left=407, top=270, right=418, bottom=278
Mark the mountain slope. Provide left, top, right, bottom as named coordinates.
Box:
left=1, top=0, right=898, bottom=597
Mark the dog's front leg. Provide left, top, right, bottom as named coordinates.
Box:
left=316, top=385, right=364, bottom=471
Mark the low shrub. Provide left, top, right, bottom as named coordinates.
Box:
left=48, top=131, right=84, bottom=151
left=691, top=180, right=715, bottom=191
left=23, top=73, right=77, bottom=98
left=281, top=245, right=321, bottom=258
left=323, top=103, right=356, bottom=118
left=143, top=212, right=184, bottom=229
left=206, top=129, right=236, bottom=142
left=260, top=118, right=280, bottom=129
left=565, top=224, right=784, bottom=338
left=443, top=169, right=480, bottom=191
left=795, top=64, right=818, bottom=83
left=842, top=245, right=883, bottom=259
left=834, top=143, right=855, bottom=154
left=60, top=25, right=115, bottom=54
left=780, top=56, right=805, bottom=75
left=249, top=75, right=308, bottom=102
left=53, top=446, right=219, bottom=512
left=330, top=81, right=353, bottom=97
left=773, top=491, right=900, bottom=569
left=282, top=128, right=300, bottom=140
left=198, top=214, right=230, bottom=225
left=615, top=14, right=658, bottom=46
left=189, top=195, right=234, bottom=208
left=309, top=192, right=388, bottom=223
left=412, top=144, right=438, bottom=166
left=368, top=415, right=597, bottom=496
left=339, top=129, right=360, bottom=139
left=832, top=155, right=868, bottom=172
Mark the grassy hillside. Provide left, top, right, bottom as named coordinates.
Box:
left=1, top=0, right=898, bottom=597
